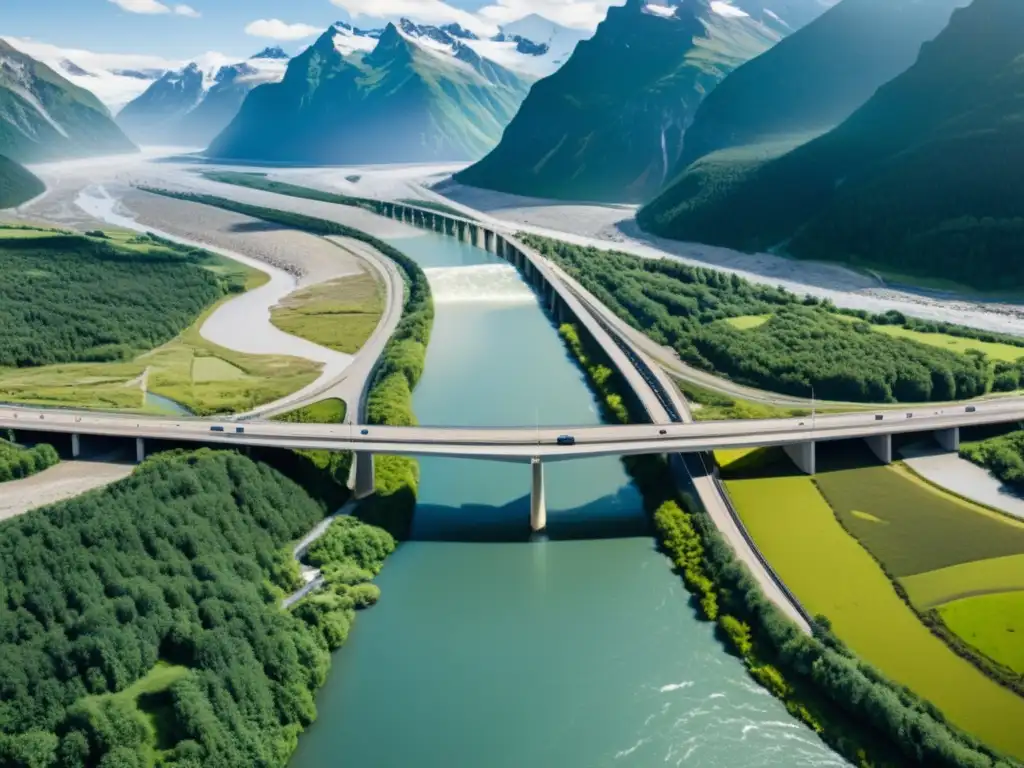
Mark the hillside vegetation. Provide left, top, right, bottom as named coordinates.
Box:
left=640, top=0, right=1024, bottom=290
left=524, top=235, right=1004, bottom=403
left=675, top=0, right=967, bottom=168
left=0, top=155, right=43, bottom=209
left=456, top=0, right=783, bottom=203
left=0, top=449, right=393, bottom=767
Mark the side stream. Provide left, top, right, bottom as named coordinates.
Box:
left=290, top=233, right=842, bottom=767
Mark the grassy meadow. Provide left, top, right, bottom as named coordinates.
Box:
left=719, top=446, right=1024, bottom=759
left=271, top=270, right=384, bottom=354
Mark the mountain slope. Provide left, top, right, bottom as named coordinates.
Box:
left=455, top=0, right=811, bottom=204
left=116, top=55, right=286, bottom=147
left=676, top=0, right=968, bottom=169
left=207, top=22, right=533, bottom=164
left=0, top=40, right=135, bottom=163
left=0, top=154, right=43, bottom=208
left=639, top=0, right=1024, bottom=289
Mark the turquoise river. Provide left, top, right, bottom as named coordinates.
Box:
left=289, top=231, right=844, bottom=767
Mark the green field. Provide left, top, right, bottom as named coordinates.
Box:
left=873, top=324, right=1024, bottom=362
left=724, top=314, right=772, bottom=330
left=719, top=447, right=1024, bottom=759
left=813, top=450, right=1024, bottom=577
left=271, top=271, right=384, bottom=354
left=901, top=554, right=1024, bottom=609
left=80, top=662, right=190, bottom=757
left=939, top=592, right=1024, bottom=675
left=273, top=398, right=347, bottom=425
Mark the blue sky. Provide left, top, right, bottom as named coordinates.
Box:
left=5, top=0, right=613, bottom=59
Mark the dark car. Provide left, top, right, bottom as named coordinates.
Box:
left=360, top=428, right=369, bottom=436
left=235, top=427, right=245, bottom=434
left=659, top=429, right=667, bottom=435
left=966, top=406, right=977, bottom=413
left=210, top=426, right=225, bottom=432
left=556, top=435, right=576, bottom=446
left=875, top=414, right=884, bottom=421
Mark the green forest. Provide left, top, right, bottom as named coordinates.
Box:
left=0, top=437, right=59, bottom=483
left=962, top=431, right=1024, bottom=489
left=0, top=449, right=392, bottom=767
left=0, top=231, right=238, bottom=368
left=523, top=235, right=1002, bottom=403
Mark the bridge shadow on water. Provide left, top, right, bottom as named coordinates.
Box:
left=411, top=490, right=651, bottom=543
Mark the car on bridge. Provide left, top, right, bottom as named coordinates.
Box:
left=210, top=426, right=225, bottom=433
left=557, top=435, right=576, bottom=446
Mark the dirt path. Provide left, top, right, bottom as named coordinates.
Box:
left=0, top=458, right=134, bottom=521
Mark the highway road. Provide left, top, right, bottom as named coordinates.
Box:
left=3, top=399, right=1021, bottom=462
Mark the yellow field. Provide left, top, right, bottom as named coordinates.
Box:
left=725, top=314, right=772, bottom=330
left=721, top=448, right=1024, bottom=759
left=901, top=554, right=1024, bottom=609
left=939, top=593, right=1024, bottom=675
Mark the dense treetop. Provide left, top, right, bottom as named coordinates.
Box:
left=0, top=232, right=238, bottom=368
left=0, top=449, right=391, bottom=767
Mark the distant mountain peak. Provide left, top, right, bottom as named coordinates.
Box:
left=60, top=58, right=92, bottom=77
left=250, top=46, right=288, bottom=60
left=442, top=23, right=478, bottom=40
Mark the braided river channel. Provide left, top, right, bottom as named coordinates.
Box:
left=289, top=231, right=844, bottom=768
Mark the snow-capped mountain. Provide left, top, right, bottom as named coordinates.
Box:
left=318, top=15, right=588, bottom=79
left=0, top=36, right=175, bottom=111
left=116, top=52, right=287, bottom=147
left=0, top=39, right=136, bottom=163
left=208, top=20, right=534, bottom=164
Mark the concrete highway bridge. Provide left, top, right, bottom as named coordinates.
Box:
left=7, top=194, right=1023, bottom=629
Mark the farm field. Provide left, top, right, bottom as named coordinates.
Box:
left=939, top=593, right=1024, bottom=675
left=813, top=446, right=1024, bottom=577
left=271, top=270, right=384, bottom=355
left=719, top=447, right=1024, bottom=759
left=901, top=554, right=1024, bottom=609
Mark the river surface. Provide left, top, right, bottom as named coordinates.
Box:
left=288, top=232, right=843, bottom=767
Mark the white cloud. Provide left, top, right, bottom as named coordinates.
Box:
left=476, top=0, right=623, bottom=30
left=107, top=0, right=201, bottom=16
left=108, top=0, right=170, bottom=13
left=244, top=19, right=322, bottom=41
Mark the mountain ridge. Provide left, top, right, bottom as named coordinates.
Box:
left=207, top=20, right=534, bottom=164
left=639, top=0, right=1024, bottom=289
left=455, top=0, right=817, bottom=203
left=0, top=39, right=136, bottom=163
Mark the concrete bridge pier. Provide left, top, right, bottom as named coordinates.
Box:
left=136, top=437, right=145, bottom=464
left=484, top=230, right=495, bottom=254
left=864, top=433, right=893, bottom=464
left=71, top=433, right=81, bottom=459
left=530, top=457, right=547, bottom=532
left=474, top=226, right=486, bottom=251
left=935, top=427, right=960, bottom=452
left=784, top=441, right=816, bottom=475
left=353, top=452, right=376, bottom=499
